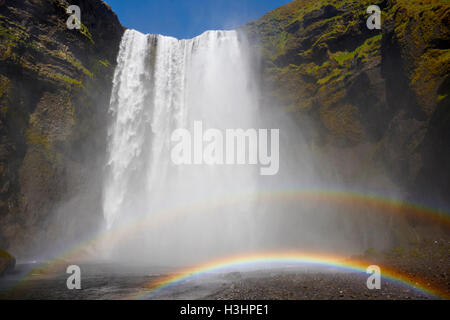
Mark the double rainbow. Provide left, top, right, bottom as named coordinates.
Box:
left=4, top=188, right=449, bottom=299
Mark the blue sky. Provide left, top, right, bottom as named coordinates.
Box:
left=104, top=0, right=292, bottom=39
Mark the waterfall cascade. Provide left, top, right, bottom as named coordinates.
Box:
left=101, top=29, right=390, bottom=266
left=103, top=29, right=260, bottom=265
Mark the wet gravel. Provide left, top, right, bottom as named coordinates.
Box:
left=0, top=266, right=438, bottom=300
left=0, top=240, right=448, bottom=300
left=207, top=271, right=433, bottom=300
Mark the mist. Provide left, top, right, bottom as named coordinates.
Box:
left=77, top=27, right=401, bottom=268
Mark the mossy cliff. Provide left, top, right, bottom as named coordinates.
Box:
left=242, top=0, right=450, bottom=219
left=0, top=0, right=448, bottom=255
left=0, top=0, right=124, bottom=255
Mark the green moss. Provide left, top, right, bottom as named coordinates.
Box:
left=314, top=18, right=358, bottom=48
left=410, top=49, right=450, bottom=113
left=0, top=26, right=10, bottom=39
left=333, top=51, right=356, bottom=66
left=304, top=63, right=320, bottom=75
left=329, top=34, right=381, bottom=69
left=390, top=0, right=447, bottom=45
left=65, top=54, right=93, bottom=78
left=56, top=3, right=94, bottom=44
left=29, top=42, right=41, bottom=52
left=0, top=25, right=23, bottom=42
left=437, top=94, right=448, bottom=103
left=300, top=61, right=331, bottom=79
left=98, top=59, right=110, bottom=68
left=355, top=34, right=382, bottom=62
left=26, top=130, right=50, bottom=149
left=0, top=76, right=9, bottom=99
left=290, top=0, right=373, bottom=25
left=388, top=0, right=448, bottom=111
left=50, top=50, right=93, bottom=78
left=274, top=32, right=288, bottom=58
left=79, top=23, right=94, bottom=45
left=0, top=76, right=10, bottom=116
left=53, top=73, right=83, bottom=88
left=0, top=249, right=12, bottom=259
left=320, top=103, right=364, bottom=142
left=0, top=20, right=43, bottom=58
left=317, top=68, right=341, bottom=85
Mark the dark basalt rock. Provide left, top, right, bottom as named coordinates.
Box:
left=0, top=0, right=124, bottom=255
left=241, top=0, right=450, bottom=241
left=0, top=0, right=448, bottom=256
left=302, top=5, right=342, bottom=29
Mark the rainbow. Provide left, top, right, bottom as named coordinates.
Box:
left=128, top=251, right=450, bottom=300
left=4, top=188, right=449, bottom=298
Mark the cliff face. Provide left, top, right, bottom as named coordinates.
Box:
left=243, top=0, right=449, bottom=209
left=0, top=0, right=124, bottom=255
left=0, top=0, right=448, bottom=255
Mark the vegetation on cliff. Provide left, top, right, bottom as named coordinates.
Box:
left=242, top=0, right=449, bottom=243
left=0, top=0, right=124, bottom=254
left=0, top=0, right=448, bottom=255
left=243, top=0, right=449, bottom=201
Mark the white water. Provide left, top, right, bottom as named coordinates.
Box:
left=103, top=29, right=261, bottom=265
left=100, top=29, right=393, bottom=266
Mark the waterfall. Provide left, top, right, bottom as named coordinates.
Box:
left=103, top=29, right=260, bottom=265
left=101, top=29, right=391, bottom=266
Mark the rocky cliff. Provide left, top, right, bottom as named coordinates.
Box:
left=0, top=0, right=449, bottom=257
left=243, top=0, right=449, bottom=219
left=0, top=0, right=124, bottom=256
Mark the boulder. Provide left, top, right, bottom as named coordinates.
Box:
left=0, top=249, right=15, bottom=276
